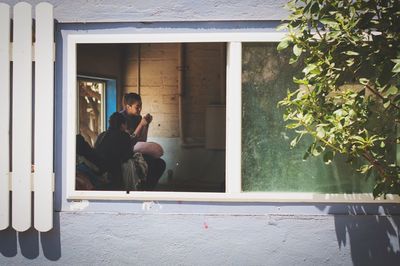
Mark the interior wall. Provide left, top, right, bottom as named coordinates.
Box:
left=122, top=43, right=225, bottom=140
left=123, top=43, right=180, bottom=137
left=182, top=43, right=226, bottom=142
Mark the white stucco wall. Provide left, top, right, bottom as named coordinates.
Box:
left=0, top=211, right=399, bottom=265
left=2, top=0, right=289, bottom=22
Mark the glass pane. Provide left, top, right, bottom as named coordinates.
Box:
left=241, top=43, right=375, bottom=193
left=75, top=43, right=226, bottom=192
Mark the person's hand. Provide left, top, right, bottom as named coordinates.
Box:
left=144, top=113, right=153, bottom=124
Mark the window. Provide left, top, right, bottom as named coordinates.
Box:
left=241, top=43, right=375, bottom=193
left=75, top=43, right=226, bottom=193
left=64, top=31, right=399, bottom=202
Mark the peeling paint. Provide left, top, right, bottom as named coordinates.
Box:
left=69, top=200, right=90, bottom=211
left=142, top=201, right=163, bottom=211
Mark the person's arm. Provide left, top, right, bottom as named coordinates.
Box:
left=139, top=126, right=148, bottom=142
left=133, top=121, right=147, bottom=139
left=134, top=114, right=152, bottom=142
left=124, top=115, right=141, bottom=144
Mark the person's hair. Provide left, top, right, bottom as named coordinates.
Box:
left=108, top=112, right=127, bottom=130
left=123, top=93, right=142, bottom=106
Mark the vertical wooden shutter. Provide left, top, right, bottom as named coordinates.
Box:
left=0, top=3, right=11, bottom=231
left=34, top=2, right=54, bottom=232
left=0, top=2, right=54, bottom=232
left=12, top=1, right=33, bottom=232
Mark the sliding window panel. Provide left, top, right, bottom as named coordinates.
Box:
left=241, top=43, right=378, bottom=193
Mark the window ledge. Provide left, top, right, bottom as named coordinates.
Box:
left=67, top=191, right=400, bottom=203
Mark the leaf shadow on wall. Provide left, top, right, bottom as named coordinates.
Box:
left=318, top=203, right=400, bottom=266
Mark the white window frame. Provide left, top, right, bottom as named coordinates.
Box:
left=65, top=31, right=400, bottom=203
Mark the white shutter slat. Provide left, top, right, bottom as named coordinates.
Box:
left=12, top=2, right=32, bottom=232
left=34, top=2, right=54, bottom=232
left=0, top=3, right=10, bottom=230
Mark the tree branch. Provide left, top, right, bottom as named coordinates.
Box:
left=365, top=84, right=400, bottom=111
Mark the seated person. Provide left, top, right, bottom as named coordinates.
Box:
left=76, top=134, right=108, bottom=190
left=120, top=93, right=166, bottom=190
left=120, top=92, right=164, bottom=158
left=94, top=112, right=136, bottom=190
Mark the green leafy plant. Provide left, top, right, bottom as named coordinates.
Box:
left=277, top=0, right=400, bottom=197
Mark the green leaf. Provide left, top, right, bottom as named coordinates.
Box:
left=311, top=145, right=323, bottom=156
left=277, top=38, right=290, bottom=51
left=320, top=18, right=338, bottom=27
left=310, top=67, right=321, bottom=75
left=351, top=136, right=365, bottom=142
left=346, top=58, right=355, bottom=66
left=293, top=44, right=302, bottom=57
left=392, top=63, right=400, bottom=73
left=289, top=57, right=299, bottom=64
left=344, top=51, right=359, bottom=56
left=316, top=127, right=325, bottom=139
left=359, top=78, right=369, bottom=85
left=293, top=77, right=308, bottom=85
left=380, top=141, right=385, bottom=148
left=383, top=100, right=391, bottom=108
left=287, top=123, right=301, bottom=129
left=386, top=86, right=398, bottom=96
left=303, top=64, right=317, bottom=75
left=290, top=136, right=299, bottom=148
left=359, top=164, right=373, bottom=174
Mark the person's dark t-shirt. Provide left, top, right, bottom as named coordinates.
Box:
left=94, top=129, right=133, bottom=189
left=76, top=134, right=104, bottom=169
left=120, top=110, right=141, bottom=135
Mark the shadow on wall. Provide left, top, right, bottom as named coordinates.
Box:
left=0, top=212, right=61, bottom=261
left=321, top=204, right=400, bottom=266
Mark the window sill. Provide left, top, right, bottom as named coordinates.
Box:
left=67, top=191, right=400, bottom=203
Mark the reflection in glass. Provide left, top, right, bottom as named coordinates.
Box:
left=78, top=79, right=105, bottom=146
left=241, top=43, right=375, bottom=193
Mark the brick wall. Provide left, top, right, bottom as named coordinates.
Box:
left=123, top=43, right=180, bottom=137
left=182, top=43, right=225, bottom=141
left=122, top=43, right=225, bottom=139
